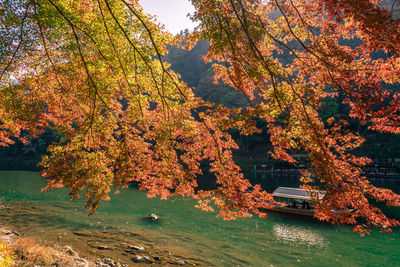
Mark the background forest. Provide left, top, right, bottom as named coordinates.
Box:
left=2, top=34, right=400, bottom=171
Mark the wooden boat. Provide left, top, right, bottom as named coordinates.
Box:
left=271, top=205, right=315, bottom=217
left=268, top=187, right=326, bottom=217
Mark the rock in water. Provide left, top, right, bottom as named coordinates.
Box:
left=132, top=255, right=151, bottom=262
left=133, top=255, right=144, bottom=262
left=128, top=245, right=144, bottom=251
left=147, top=213, right=160, bottom=221
left=174, top=259, right=191, bottom=265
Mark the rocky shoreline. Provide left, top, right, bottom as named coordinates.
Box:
left=0, top=226, right=199, bottom=266
left=0, top=227, right=127, bottom=266
left=0, top=203, right=202, bottom=266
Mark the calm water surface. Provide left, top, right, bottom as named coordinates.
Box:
left=0, top=171, right=400, bottom=266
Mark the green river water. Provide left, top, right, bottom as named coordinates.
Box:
left=0, top=171, right=400, bottom=266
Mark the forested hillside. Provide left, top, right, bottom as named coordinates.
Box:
left=166, top=39, right=248, bottom=107
left=1, top=37, right=400, bottom=170
left=165, top=37, right=400, bottom=164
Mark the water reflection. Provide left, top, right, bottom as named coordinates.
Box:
left=272, top=224, right=328, bottom=248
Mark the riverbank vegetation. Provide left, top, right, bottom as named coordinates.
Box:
left=0, top=228, right=88, bottom=266
left=0, top=241, right=14, bottom=267
left=1, top=0, right=400, bottom=235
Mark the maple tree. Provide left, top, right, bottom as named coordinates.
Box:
left=1, top=0, right=400, bottom=235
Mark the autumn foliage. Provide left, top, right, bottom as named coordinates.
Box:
left=1, top=0, right=400, bottom=234
left=0, top=242, right=15, bottom=267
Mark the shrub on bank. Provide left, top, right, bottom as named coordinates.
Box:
left=0, top=242, right=15, bottom=267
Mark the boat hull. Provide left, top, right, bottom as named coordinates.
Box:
left=270, top=206, right=315, bottom=217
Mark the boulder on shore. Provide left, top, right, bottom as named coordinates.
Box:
left=95, top=257, right=128, bottom=267
left=64, top=245, right=79, bottom=257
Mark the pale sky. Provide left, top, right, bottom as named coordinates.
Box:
left=139, top=0, right=197, bottom=34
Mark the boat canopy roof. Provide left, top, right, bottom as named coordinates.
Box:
left=272, top=187, right=325, bottom=200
